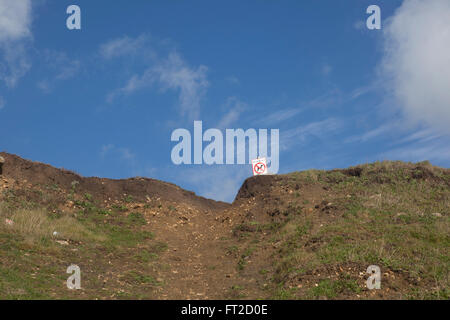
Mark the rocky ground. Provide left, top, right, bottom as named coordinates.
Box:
left=0, top=152, right=448, bottom=299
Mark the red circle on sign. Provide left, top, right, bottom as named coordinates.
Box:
left=253, top=162, right=266, bottom=174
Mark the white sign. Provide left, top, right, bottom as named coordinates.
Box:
left=252, top=158, right=268, bottom=176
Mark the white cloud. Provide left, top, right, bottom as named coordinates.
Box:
left=107, top=45, right=209, bottom=120
left=106, top=74, right=148, bottom=103
left=99, top=34, right=153, bottom=59
left=0, top=0, right=32, bottom=89
left=154, top=52, right=208, bottom=119
left=0, top=37, right=31, bottom=88
left=381, top=0, right=450, bottom=134
left=0, top=0, right=31, bottom=42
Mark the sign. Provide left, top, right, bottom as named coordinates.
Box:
left=252, top=158, right=268, bottom=176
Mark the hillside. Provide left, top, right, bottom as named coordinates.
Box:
left=0, top=152, right=448, bottom=299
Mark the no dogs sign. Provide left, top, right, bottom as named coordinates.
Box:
left=252, top=158, right=268, bottom=176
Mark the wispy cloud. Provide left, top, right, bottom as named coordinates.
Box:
left=251, top=88, right=350, bottom=127
left=100, top=144, right=136, bottom=162
left=0, top=0, right=32, bottom=90
left=349, top=82, right=380, bottom=100
left=306, top=89, right=343, bottom=108
left=281, top=117, right=343, bottom=151
left=102, top=35, right=209, bottom=120
left=37, top=50, right=81, bottom=93
left=344, top=122, right=399, bottom=143
left=216, top=97, right=247, bottom=129
left=152, top=52, right=209, bottom=119
left=225, top=75, right=240, bottom=85
left=353, top=20, right=366, bottom=31
left=394, top=128, right=446, bottom=145
left=254, top=107, right=304, bottom=126
left=100, top=143, right=114, bottom=157
left=380, top=138, right=450, bottom=163
left=99, top=34, right=153, bottom=59
left=99, top=143, right=155, bottom=178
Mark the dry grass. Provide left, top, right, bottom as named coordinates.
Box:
left=255, top=161, right=450, bottom=299
left=0, top=204, right=105, bottom=243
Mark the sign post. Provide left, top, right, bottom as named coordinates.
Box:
left=252, top=158, right=268, bottom=176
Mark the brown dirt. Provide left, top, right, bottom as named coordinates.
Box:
left=0, top=152, right=228, bottom=211
left=0, top=152, right=264, bottom=299
left=0, top=152, right=448, bottom=300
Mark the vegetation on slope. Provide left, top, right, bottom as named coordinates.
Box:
left=0, top=159, right=448, bottom=299
left=228, top=161, right=449, bottom=299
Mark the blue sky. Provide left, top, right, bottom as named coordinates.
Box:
left=1, top=0, right=449, bottom=202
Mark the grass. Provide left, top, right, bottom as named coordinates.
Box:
left=247, top=161, right=449, bottom=299
left=237, top=246, right=255, bottom=270
left=124, top=271, right=160, bottom=285
left=0, top=160, right=448, bottom=300
left=0, top=203, right=105, bottom=243
left=0, top=197, right=164, bottom=299
left=308, top=278, right=361, bottom=299
left=0, top=265, right=56, bottom=299
left=229, top=285, right=246, bottom=298
left=134, top=250, right=159, bottom=263
left=127, top=212, right=146, bottom=225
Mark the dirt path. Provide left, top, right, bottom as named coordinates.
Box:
left=146, top=205, right=262, bottom=299
left=2, top=153, right=448, bottom=300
